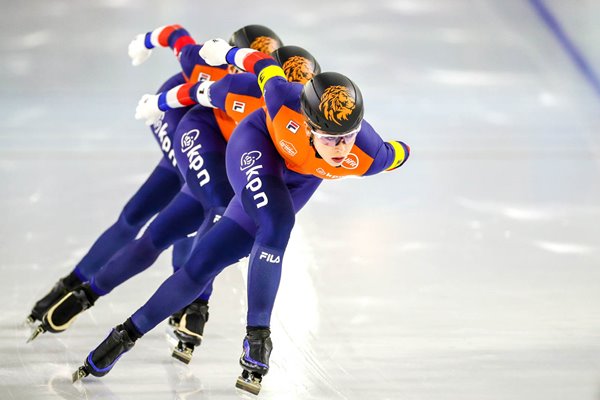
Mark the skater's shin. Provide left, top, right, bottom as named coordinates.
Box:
left=123, top=317, right=143, bottom=341
left=130, top=268, right=205, bottom=334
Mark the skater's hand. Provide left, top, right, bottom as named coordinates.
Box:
left=128, top=34, right=152, bottom=66
left=135, top=94, right=163, bottom=125
left=199, top=38, right=232, bottom=66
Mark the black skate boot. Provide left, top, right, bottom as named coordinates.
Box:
left=72, top=323, right=136, bottom=382
left=26, top=272, right=82, bottom=324
left=172, top=300, right=209, bottom=364
left=27, top=283, right=98, bottom=342
left=235, top=327, right=272, bottom=395
left=167, top=308, right=185, bottom=329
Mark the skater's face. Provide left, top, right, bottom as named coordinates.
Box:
left=307, top=123, right=359, bottom=167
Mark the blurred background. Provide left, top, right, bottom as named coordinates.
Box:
left=1, top=0, right=599, bottom=399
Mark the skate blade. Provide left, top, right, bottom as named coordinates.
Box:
left=164, top=326, right=179, bottom=347
left=171, top=346, right=193, bottom=364
left=235, top=375, right=261, bottom=395
left=26, top=325, right=45, bottom=343
left=72, top=366, right=89, bottom=383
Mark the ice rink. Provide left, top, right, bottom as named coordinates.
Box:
left=2, top=0, right=600, bottom=399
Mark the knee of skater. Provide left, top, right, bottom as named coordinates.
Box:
left=136, top=231, right=166, bottom=254
left=257, top=211, right=295, bottom=248
left=118, top=208, right=146, bottom=231
left=181, top=263, right=209, bottom=286
left=144, top=226, right=175, bottom=252
left=180, top=248, right=226, bottom=286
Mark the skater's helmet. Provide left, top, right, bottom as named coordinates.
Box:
left=301, top=71, right=364, bottom=135
left=270, top=45, right=321, bottom=84
left=229, top=25, right=283, bottom=54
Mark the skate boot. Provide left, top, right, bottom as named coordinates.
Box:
left=26, top=273, right=82, bottom=324
left=172, top=300, right=209, bottom=364
left=167, top=308, right=185, bottom=329
left=235, top=328, right=272, bottom=395
left=28, top=283, right=98, bottom=342
left=72, top=324, right=136, bottom=382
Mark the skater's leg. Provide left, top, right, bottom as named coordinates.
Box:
left=73, top=159, right=182, bottom=281
left=73, top=72, right=190, bottom=281
left=169, top=209, right=222, bottom=360
left=166, top=105, right=235, bottom=332
left=89, top=189, right=204, bottom=295
left=28, top=73, right=193, bottom=334
left=224, top=112, right=321, bottom=393
left=28, top=189, right=204, bottom=341
left=225, top=115, right=296, bottom=329
left=172, top=236, right=194, bottom=273
left=29, top=73, right=189, bottom=324
left=168, top=205, right=224, bottom=332
left=168, top=203, right=225, bottom=359
left=196, top=279, right=214, bottom=302
left=130, top=216, right=254, bottom=335
left=170, top=183, right=212, bottom=274
left=29, top=163, right=185, bottom=328
left=26, top=160, right=181, bottom=325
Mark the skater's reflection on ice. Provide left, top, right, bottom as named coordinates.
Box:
left=49, top=371, right=119, bottom=400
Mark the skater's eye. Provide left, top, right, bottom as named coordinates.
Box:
left=310, top=126, right=360, bottom=147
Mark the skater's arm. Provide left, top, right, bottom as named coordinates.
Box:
left=209, top=74, right=265, bottom=123
left=355, top=120, right=410, bottom=176
left=128, top=25, right=196, bottom=66
left=199, top=39, right=295, bottom=117
left=199, top=38, right=283, bottom=93
left=129, top=26, right=228, bottom=83
left=134, top=80, right=211, bottom=125
left=135, top=72, right=266, bottom=126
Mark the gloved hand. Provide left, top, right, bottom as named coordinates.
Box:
left=135, top=94, right=163, bottom=125
left=128, top=34, right=152, bottom=66
left=199, top=38, right=233, bottom=66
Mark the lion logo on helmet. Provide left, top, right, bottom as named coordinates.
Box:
left=282, top=56, right=315, bottom=84
left=250, top=36, right=280, bottom=54
left=319, top=85, right=355, bottom=126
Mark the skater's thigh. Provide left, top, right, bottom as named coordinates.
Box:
left=146, top=187, right=205, bottom=249
left=183, top=216, right=253, bottom=282
left=173, top=106, right=233, bottom=207
left=225, top=111, right=295, bottom=247
left=122, top=159, right=182, bottom=226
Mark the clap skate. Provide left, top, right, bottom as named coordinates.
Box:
left=72, top=324, right=135, bottom=382
left=171, top=300, right=209, bottom=364
left=28, top=283, right=97, bottom=342
left=26, top=274, right=81, bottom=325
left=235, top=328, right=272, bottom=395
